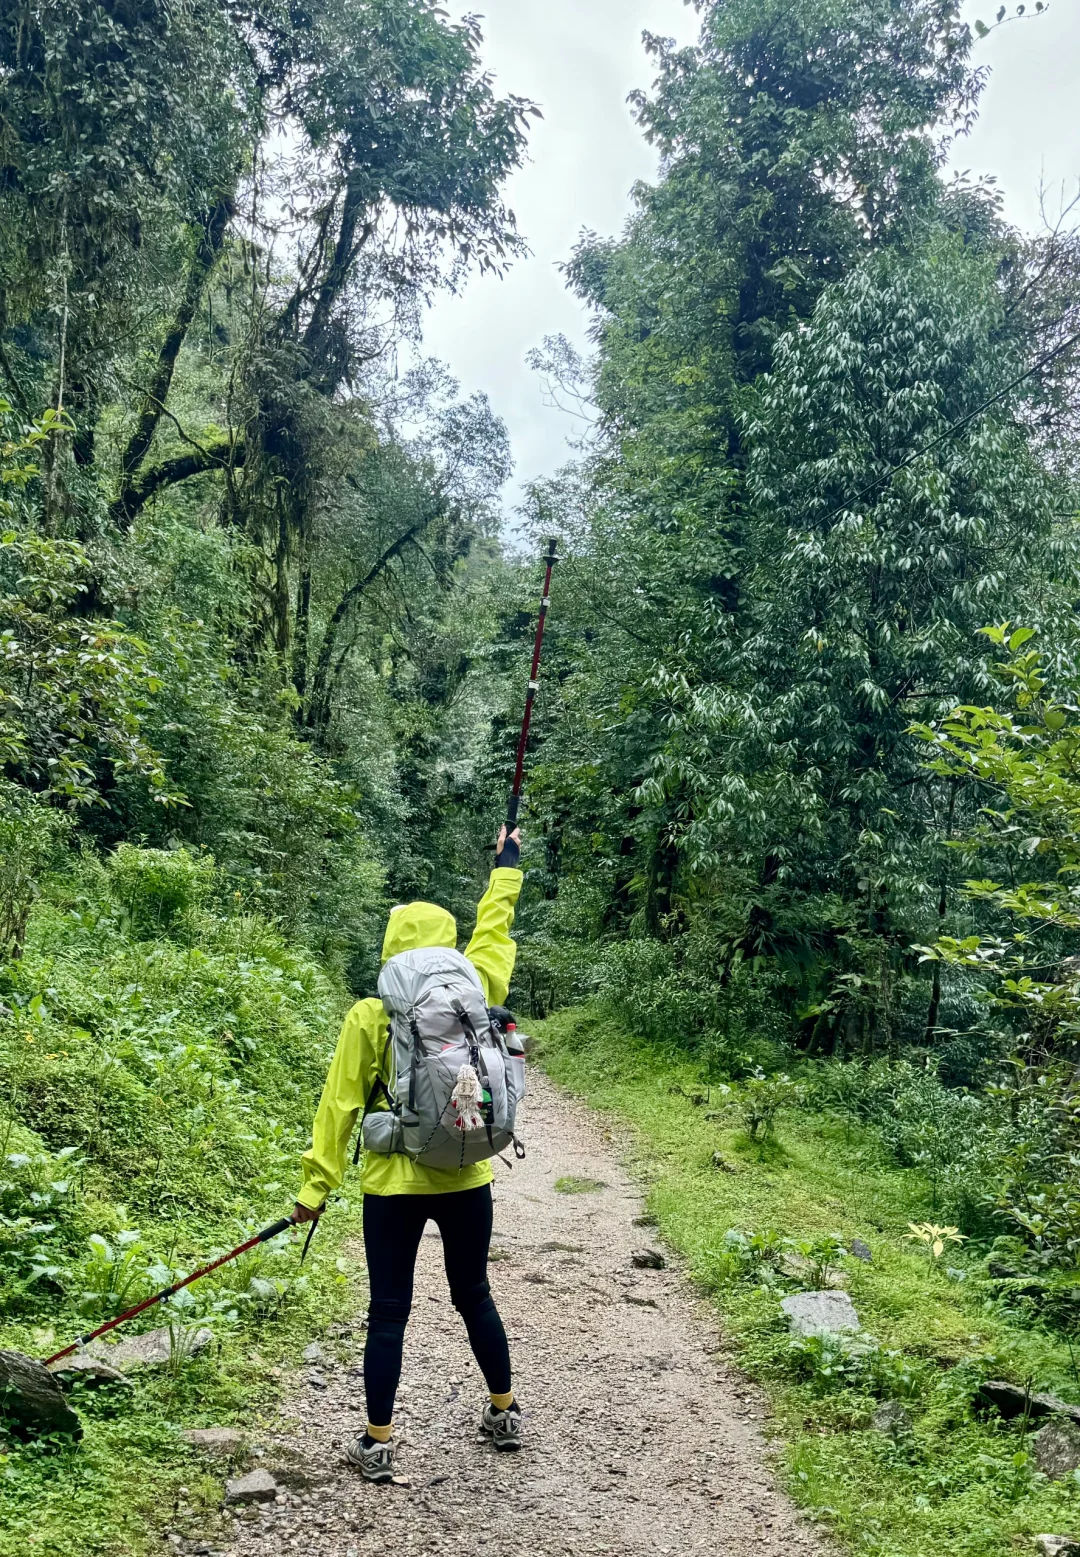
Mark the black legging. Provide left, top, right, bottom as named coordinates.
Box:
left=362, top=1183, right=512, bottom=1426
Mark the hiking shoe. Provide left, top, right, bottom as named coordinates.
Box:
left=481, top=1401, right=523, bottom=1452
left=346, top=1434, right=395, bottom=1483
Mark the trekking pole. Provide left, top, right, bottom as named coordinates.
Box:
left=506, top=538, right=559, bottom=832
left=43, top=1215, right=295, bottom=1367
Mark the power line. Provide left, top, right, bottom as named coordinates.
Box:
left=810, top=326, right=1080, bottom=531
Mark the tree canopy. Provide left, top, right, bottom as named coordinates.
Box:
left=2, top=0, right=1080, bottom=1352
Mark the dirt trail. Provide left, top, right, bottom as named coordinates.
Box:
left=230, top=1072, right=831, bottom=1557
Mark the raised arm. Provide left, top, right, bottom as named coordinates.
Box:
left=296, top=997, right=386, bottom=1213
left=464, top=858, right=524, bottom=1008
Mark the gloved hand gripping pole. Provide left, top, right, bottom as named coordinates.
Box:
left=506, top=539, right=559, bottom=831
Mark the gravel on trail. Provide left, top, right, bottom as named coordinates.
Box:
left=227, top=1071, right=832, bottom=1557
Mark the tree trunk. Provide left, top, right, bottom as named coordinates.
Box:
left=924, top=784, right=958, bottom=1044
left=291, top=485, right=314, bottom=707
left=644, top=826, right=680, bottom=939
left=293, top=550, right=313, bottom=706
left=306, top=518, right=429, bottom=738
left=299, top=176, right=370, bottom=392
left=117, top=196, right=234, bottom=486
left=923, top=883, right=948, bottom=1044
left=272, top=497, right=291, bottom=658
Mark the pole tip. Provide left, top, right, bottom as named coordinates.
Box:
left=543, top=537, right=560, bottom=563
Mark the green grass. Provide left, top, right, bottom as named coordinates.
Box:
left=0, top=1211, right=367, bottom=1557
left=553, top=1175, right=606, bottom=1195
left=535, top=1006, right=1080, bottom=1557
left=0, top=849, right=369, bottom=1557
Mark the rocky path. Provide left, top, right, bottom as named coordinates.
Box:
left=228, top=1072, right=831, bottom=1557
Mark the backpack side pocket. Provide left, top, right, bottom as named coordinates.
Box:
left=363, top=1110, right=403, bottom=1157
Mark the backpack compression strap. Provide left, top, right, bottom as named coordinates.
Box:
left=352, top=1030, right=396, bottom=1166
left=407, top=1017, right=423, bottom=1113
left=451, top=999, right=498, bottom=1156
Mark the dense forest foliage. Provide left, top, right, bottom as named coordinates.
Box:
left=2, top=0, right=1080, bottom=1549
left=0, top=0, right=547, bottom=974
left=0, top=4, right=541, bottom=1540
left=521, top=0, right=1080, bottom=1285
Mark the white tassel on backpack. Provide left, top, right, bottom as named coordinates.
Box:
left=450, top=1064, right=485, bottom=1131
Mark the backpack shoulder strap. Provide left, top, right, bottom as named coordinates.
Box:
left=352, top=1027, right=395, bottom=1165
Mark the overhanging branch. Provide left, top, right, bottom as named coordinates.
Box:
left=110, top=436, right=246, bottom=530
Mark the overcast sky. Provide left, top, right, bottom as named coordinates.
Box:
left=419, top=0, right=1080, bottom=513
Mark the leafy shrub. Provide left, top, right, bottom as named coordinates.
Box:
left=788, top=1331, right=927, bottom=1401
left=0, top=843, right=345, bottom=1323
left=904, top=1222, right=968, bottom=1270
left=0, top=1142, right=85, bottom=1312
left=76, top=1230, right=152, bottom=1317
left=0, top=781, right=72, bottom=958
left=806, top=1054, right=1080, bottom=1283
left=980, top=1240, right=1080, bottom=1329
left=786, top=1234, right=849, bottom=1287
left=913, top=635, right=1080, bottom=1270
left=807, top=1060, right=1019, bottom=1234
left=512, top=930, right=605, bottom=1018
left=0, top=529, right=179, bottom=806
left=734, top=1070, right=799, bottom=1141
left=516, top=912, right=795, bottom=1069
left=704, top=1226, right=788, bottom=1286
left=593, top=930, right=792, bottom=1075
left=0, top=1144, right=80, bottom=1216
left=107, top=610, right=388, bottom=985
left=706, top=1227, right=847, bottom=1290
left=106, top=844, right=215, bottom=940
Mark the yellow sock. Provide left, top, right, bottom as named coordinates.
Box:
left=366, top=1421, right=392, bottom=1443
left=489, top=1389, right=514, bottom=1411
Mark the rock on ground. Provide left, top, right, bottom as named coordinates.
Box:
left=49, top=1354, right=133, bottom=1389
left=183, top=1428, right=247, bottom=1457
left=781, top=1290, right=861, bottom=1338
left=871, top=1401, right=912, bottom=1438
left=979, top=1381, right=1080, bottom=1425
left=228, top=1072, right=833, bottom=1557
left=88, top=1327, right=213, bottom=1370
left=1034, top=1420, right=1080, bottom=1480
left=1035, top=1537, right=1080, bottom=1557
left=225, top=1469, right=278, bottom=1505
left=0, top=1349, right=82, bottom=1440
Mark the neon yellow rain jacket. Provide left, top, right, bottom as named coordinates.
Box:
left=297, top=867, right=523, bottom=1206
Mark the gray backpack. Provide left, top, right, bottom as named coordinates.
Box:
left=361, top=945, right=526, bottom=1170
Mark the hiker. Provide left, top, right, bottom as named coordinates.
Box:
left=293, top=825, right=525, bottom=1483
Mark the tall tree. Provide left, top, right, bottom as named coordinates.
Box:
left=108, top=0, right=533, bottom=689
left=526, top=0, right=1075, bottom=1044
left=0, top=0, right=252, bottom=496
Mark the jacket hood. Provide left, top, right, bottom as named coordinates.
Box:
left=380, top=901, right=458, bottom=964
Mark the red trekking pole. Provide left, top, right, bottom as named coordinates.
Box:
left=43, top=1215, right=295, bottom=1367
left=506, top=538, right=559, bottom=833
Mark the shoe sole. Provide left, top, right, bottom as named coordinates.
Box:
left=481, top=1423, right=523, bottom=1452
left=347, top=1460, right=394, bottom=1484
